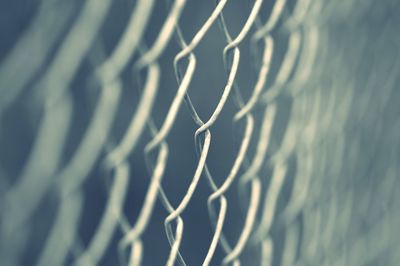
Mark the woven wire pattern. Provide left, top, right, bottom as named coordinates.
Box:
left=1, top=0, right=400, bottom=265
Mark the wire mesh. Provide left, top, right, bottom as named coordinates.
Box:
left=0, top=0, right=399, bottom=265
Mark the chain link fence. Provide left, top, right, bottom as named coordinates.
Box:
left=0, top=0, right=399, bottom=265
